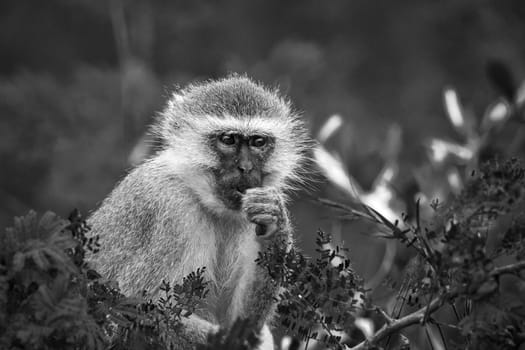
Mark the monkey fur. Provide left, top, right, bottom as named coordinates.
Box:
left=88, top=76, right=311, bottom=349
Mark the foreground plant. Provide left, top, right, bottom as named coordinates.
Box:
left=0, top=210, right=211, bottom=350
left=316, top=158, right=525, bottom=350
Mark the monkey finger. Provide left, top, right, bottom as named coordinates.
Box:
left=244, top=188, right=283, bottom=204
left=248, top=213, right=277, bottom=226
left=243, top=203, right=281, bottom=216
left=242, top=195, right=279, bottom=207
left=245, top=186, right=278, bottom=196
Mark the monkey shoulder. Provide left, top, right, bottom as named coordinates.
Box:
left=87, top=162, right=202, bottom=292
left=89, top=162, right=193, bottom=239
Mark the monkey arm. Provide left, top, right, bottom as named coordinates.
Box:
left=87, top=166, right=222, bottom=349
left=241, top=187, right=293, bottom=330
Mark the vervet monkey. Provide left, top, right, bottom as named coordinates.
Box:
left=88, top=76, right=311, bottom=349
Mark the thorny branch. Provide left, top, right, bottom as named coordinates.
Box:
left=346, top=260, right=525, bottom=350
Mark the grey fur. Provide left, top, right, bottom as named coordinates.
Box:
left=88, top=76, right=308, bottom=349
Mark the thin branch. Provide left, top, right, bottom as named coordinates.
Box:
left=375, top=306, right=394, bottom=324
left=348, top=297, right=443, bottom=350
left=491, top=260, right=525, bottom=277
left=429, top=318, right=462, bottom=331
left=450, top=302, right=461, bottom=321
left=347, top=260, right=525, bottom=350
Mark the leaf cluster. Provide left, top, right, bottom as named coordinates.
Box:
left=350, top=159, right=525, bottom=349
left=257, top=231, right=365, bottom=348
left=0, top=210, right=105, bottom=349
left=0, top=210, right=211, bottom=350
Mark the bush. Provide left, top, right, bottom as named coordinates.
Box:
left=0, top=210, right=210, bottom=350
left=1, top=158, right=524, bottom=350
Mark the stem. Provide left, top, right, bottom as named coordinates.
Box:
left=349, top=297, right=443, bottom=350
left=347, top=260, right=525, bottom=350
left=491, top=260, right=525, bottom=277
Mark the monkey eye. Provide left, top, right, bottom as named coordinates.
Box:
left=250, top=135, right=267, bottom=148
left=219, top=134, right=236, bottom=145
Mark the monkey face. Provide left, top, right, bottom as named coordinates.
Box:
left=210, top=132, right=275, bottom=210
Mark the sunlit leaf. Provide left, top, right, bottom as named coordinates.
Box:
left=427, top=138, right=474, bottom=163
left=313, top=145, right=362, bottom=198
left=361, top=183, right=398, bottom=222
left=482, top=98, right=511, bottom=131
left=354, top=317, right=374, bottom=338
left=317, top=114, right=343, bottom=143
left=371, top=163, right=397, bottom=189
left=443, top=87, right=465, bottom=130
left=446, top=168, right=462, bottom=194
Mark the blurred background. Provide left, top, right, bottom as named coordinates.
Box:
left=1, top=1, right=525, bottom=346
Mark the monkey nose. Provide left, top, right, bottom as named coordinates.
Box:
left=237, top=162, right=254, bottom=173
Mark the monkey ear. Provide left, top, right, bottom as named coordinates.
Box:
left=169, top=92, right=186, bottom=106
left=172, top=93, right=185, bottom=103
left=163, top=93, right=185, bottom=128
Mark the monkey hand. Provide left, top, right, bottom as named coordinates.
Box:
left=241, top=187, right=289, bottom=239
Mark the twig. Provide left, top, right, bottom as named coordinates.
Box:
left=348, top=297, right=443, bottom=350
left=350, top=298, right=442, bottom=350
left=347, top=260, right=525, bottom=350
left=385, top=276, right=410, bottom=348
left=450, top=303, right=461, bottom=321
left=491, top=260, right=525, bottom=277
left=375, top=306, right=394, bottom=324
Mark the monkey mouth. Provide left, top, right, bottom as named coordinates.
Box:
left=225, top=183, right=254, bottom=210
left=225, top=190, right=243, bottom=210
left=217, top=176, right=261, bottom=210
left=235, top=184, right=249, bottom=194
left=231, top=185, right=248, bottom=206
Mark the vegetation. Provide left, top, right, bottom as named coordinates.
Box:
left=1, top=159, right=525, bottom=349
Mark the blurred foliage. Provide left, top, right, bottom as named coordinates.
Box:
left=312, top=50, right=525, bottom=348
left=2, top=0, right=525, bottom=228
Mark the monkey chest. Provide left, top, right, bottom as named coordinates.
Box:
left=206, top=233, right=262, bottom=325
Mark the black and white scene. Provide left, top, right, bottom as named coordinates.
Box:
left=1, top=1, right=525, bottom=349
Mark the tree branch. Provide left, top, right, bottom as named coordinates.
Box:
left=348, top=297, right=443, bottom=350
left=491, top=260, right=525, bottom=277
left=347, top=260, right=525, bottom=350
